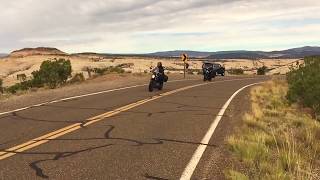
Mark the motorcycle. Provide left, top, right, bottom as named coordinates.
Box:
left=203, top=67, right=216, bottom=81
left=149, top=72, right=167, bottom=92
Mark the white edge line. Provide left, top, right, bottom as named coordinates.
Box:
left=0, top=79, right=197, bottom=116
left=179, top=82, right=264, bottom=180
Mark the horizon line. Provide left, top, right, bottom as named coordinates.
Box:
left=2, top=45, right=320, bottom=55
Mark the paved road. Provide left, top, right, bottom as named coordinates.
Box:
left=0, top=76, right=268, bottom=179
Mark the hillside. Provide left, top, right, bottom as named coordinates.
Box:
left=6, top=46, right=319, bottom=59
left=268, top=46, right=320, bottom=58
left=147, top=46, right=320, bottom=59
left=207, top=51, right=269, bottom=59
left=147, top=50, right=213, bottom=58
left=9, top=47, right=67, bottom=58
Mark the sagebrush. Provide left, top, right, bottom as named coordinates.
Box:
left=228, top=68, right=244, bottom=75
left=257, top=66, right=268, bottom=75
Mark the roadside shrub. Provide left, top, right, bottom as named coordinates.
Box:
left=257, top=66, right=268, bottom=75
left=4, top=59, right=76, bottom=94
left=31, top=58, right=72, bottom=88
left=69, top=73, right=85, bottom=84
left=6, top=80, right=33, bottom=94
left=6, top=84, right=19, bottom=94
left=110, top=65, right=125, bottom=73
left=0, top=78, right=3, bottom=93
left=93, top=67, right=108, bottom=75
left=117, top=63, right=134, bottom=68
left=287, top=56, right=320, bottom=118
left=228, top=68, right=244, bottom=75
left=93, top=66, right=125, bottom=75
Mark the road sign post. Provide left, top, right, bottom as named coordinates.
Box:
left=181, top=54, right=188, bottom=79
left=184, top=63, right=186, bottom=79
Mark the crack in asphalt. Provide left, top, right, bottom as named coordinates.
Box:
left=27, top=125, right=163, bottom=179
left=25, top=125, right=216, bottom=179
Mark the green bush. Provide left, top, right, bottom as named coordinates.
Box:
left=257, top=66, right=268, bottom=75
left=287, top=56, right=320, bottom=118
left=4, top=59, right=74, bottom=94
left=31, top=58, right=72, bottom=88
left=6, top=80, right=33, bottom=94
left=93, top=66, right=125, bottom=75
left=109, top=65, right=125, bottom=73
left=6, top=83, right=21, bottom=94
left=93, top=67, right=108, bottom=75
left=228, top=68, right=244, bottom=75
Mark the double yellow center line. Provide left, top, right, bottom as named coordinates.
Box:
left=0, top=82, right=205, bottom=161
left=0, top=78, right=260, bottom=161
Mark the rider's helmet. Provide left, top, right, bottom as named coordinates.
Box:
left=157, top=62, right=162, bottom=67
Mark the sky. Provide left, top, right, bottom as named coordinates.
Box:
left=0, top=0, right=320, bottom=53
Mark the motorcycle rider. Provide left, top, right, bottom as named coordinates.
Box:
left=152, top=62, right=165, bottom=81
left=149, top=62, right=168, bottom=92
left=152, top=62, right=165, bottom=74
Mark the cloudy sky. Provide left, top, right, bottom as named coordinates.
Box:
left=0, top=0, right=320, bottom=53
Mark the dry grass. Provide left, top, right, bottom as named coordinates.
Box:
left=226, top=80, right=320, bottom=180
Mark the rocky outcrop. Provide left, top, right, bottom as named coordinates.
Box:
left=10, top=47, right=67, bottom=58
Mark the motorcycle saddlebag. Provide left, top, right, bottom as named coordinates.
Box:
left=164, top=75, right=168, bottom=82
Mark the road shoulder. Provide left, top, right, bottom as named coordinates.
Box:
left=191, top=87, right=253, bottom=179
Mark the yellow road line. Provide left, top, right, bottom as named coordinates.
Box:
left=0, top=78, right=261, bottom=161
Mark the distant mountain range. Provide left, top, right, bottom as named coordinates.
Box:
left=3, top=46, right=320, bottom=59
left=0, top=53, right=8, bottom=58
left=147, top=46, right=320, bottom=59
left=147, top=50, right=213, bottom=58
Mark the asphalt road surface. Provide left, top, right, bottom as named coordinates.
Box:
left=0, top=76, right=268, bottom=180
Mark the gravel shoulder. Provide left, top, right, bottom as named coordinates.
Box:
left=0, top=73, right=199, bottom=113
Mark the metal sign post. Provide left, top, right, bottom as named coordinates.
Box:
left=181, top=54, right=188, bottom=79
left=184, top=62, right=186, bottom=79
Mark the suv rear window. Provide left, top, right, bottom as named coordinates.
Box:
left=213, top=64, right=221, bottom=68
left=203, top=63, right=213, bottom=68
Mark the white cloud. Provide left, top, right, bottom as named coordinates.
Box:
left=0, top=0, right=319, bottom=53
